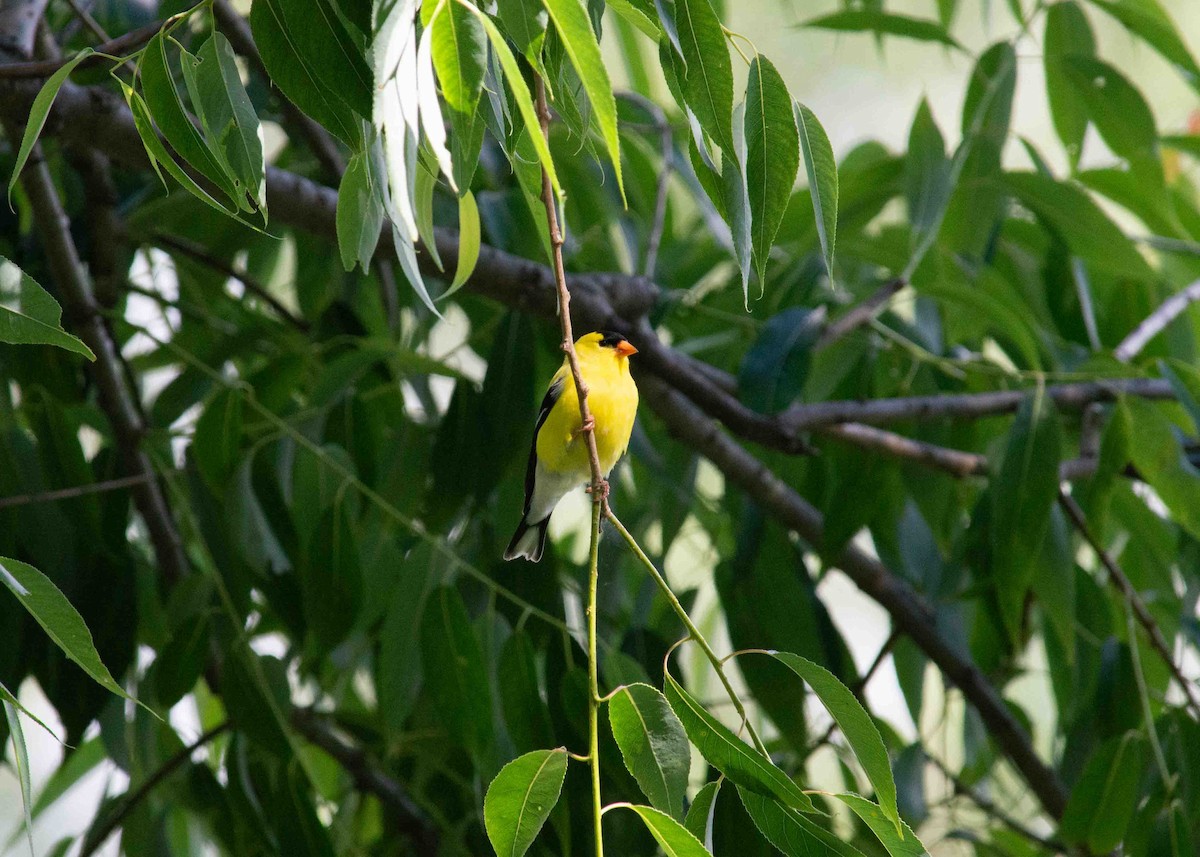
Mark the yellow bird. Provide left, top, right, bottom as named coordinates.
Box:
left=505, top=332, right=639, bottom=562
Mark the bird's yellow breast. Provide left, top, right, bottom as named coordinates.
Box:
left=536, top=353, right=638, bottom=477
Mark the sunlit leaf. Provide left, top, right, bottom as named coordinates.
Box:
left=609, top=683, right=691, bottom=819
left=484, top=749, right=568, bottom=857
left=0, top=257, right=94, bottom=359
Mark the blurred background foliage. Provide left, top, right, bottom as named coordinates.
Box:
left=3, top=0, right=1200, bottom=855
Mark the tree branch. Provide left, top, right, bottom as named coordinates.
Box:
left=816, top=277, right=908, bottom=349
left=638, top=373, right=1070, bottom=820
left=290, top=708, right=438, bottom=853
left=0, top=473, right=153, bottom=510
left=1114, top=277, right=1200, bottom=363
left=0, top=16, right=165, bottom=76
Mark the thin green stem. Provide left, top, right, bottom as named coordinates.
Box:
left=587, top=501, right=604, bottom=857
left=606, top=512, right=769, bottom=758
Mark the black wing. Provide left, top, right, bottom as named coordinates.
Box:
left=522, top=374, right=565, bottom=517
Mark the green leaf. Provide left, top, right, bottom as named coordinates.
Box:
left=7, top=48, right=93, bottom=205
left=1121, top=398, right=1200, bottom=539
left=609, top=683, right=691, bottom=819
left=1043, top=1, right=1096, bottom=166
left=1003, top=172, right=1156, bottom=281
left=739, top=789, right=865, bottom=857
left=1083, top=0, right=1200, bottom=92
left=743, top=56, right=799, bottom=284
left=542, top=0, right=625, bottom=200
left=495, top=0, right=548, bottom=55
left=420, top=586, right=493, bottom=761
left=0, top=681, right=62, bottom=744
left=186, top=34, right=266, bottom=214
left=472, top=7, right=561, bottom=193
left=607, top=803, right=713, bottom=856
left=446, top=189, right=481, bottom=296
left=684, top=780, right=721, bottom=846
left=990, top=388, right=1062, bottom=640
left=250, top=0, right=362, bottom=145
left=905, top=99, right=951, bottom=259
left=192, top=388, right=244, bottom=489
left=1059, top=731, right=1146, bottom=853
left=499, top=632, right=555, bottom=751
left=337, top=151, right=386, bottom=273
left=0, top=557, right=131, bottom=701
left=484, top=748, right=569, bottom=857
left=3, top=701, right=34, bottom=857
left=674, top=0, right=735, bottom=156
left=1161, top=359, right=1200, bottom=433
left=1061, top=55, right=1157, bottom=160
left=431, top=0, right=487, bottom=115
left=738, top=307, right=823, bottom=414
left=795, top=102, right=838, bottom=278
left=0, top=256, right=94, bottom=359
left=607, top=0, right=661, bottom=39
left=765, top=652, right=899, bottom=830
left=834, top=793, right=930, bottom=856
left=801, top=10, right=961, bottom=48
left=139, top=33, right=239, bottom=210
left=663, top=672, right=816, bottom=814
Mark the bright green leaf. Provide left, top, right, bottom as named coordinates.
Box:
left=484, top=748, right=569, bottom=857
left=1043, top=1, right=1096, bottom=166
left=446, top=189, right=481, bottom=297
left=3, top=701, right=34, bottom=857
left=744, top=56, right=799, bottom=285
left=607, top=803, right=713, bottom=856
left=609, top=683, right=691, bottom=819
left=337, top=151, right=386, bottom=273
left=834, top=793, right=930, bottom=856
left=740, top=789, right=865, bottom=857
left=0, top=256, right=94, bottom=359
left=432, top=0, right=487, bottom=115
left=801, top=10, right=961, bottom=48
left=674, top=0, right=735, bottom=156
left=795, top=102, right=838, bottom=278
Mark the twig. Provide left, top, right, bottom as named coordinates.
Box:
left=535, top=73, right=608, bottom=857
left=0, top=17, right=166, bottom=76
left=816, top=278, right=907, bottom=349
left=1058, top=490, right=1200, bottom=719
left=0, top=473, right=153, bottom=510
left=148, top=231, right=310, bottom=332
left=290, top=708, right=438, bottom=852
left=820, top=422, right=988, bottom=478
left=7, top=129, right=188, bottom=585
left=1114, top=278, right=1200, bottom=363
left=926, top=753, right=1064, bottom=852
left=639, top=373, right=1070, bottom=820
left=79, top=723, right=230, bottom=857
left=63, top=0, right=109, bottom=43
left=607, top=512, right=770, bottom=758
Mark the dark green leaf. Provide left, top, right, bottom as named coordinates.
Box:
left=765, top=652, right=898, bottom=830
left=495, top=0, right=548, bottom=56
left=0, top=257, right=94, bottom=359
left=801, top=11, right=960, bottom=48
left=674, top=0, right=734, bottom=156
left=835, top=793, right=929, bottom=856
left=738, top=307, right=823, bottom=414
left=336, top=151, right=385, bottom=272
left=608, top=803, right=712, bottom=856
left=904, top=99, right=951, bottom=259
left=990, top=388, right=1062, bottom=640
left=1059, top=731, right=1146, bottom=853
left=684, top=780, right=721, bottom=847
left=1061, top=55, right=1157, bottom=160
left=3, top=700, right=34, bottom=857
left=484, top=748, right=568, bottom=857
left=663, top=672, right=816, bottom=813
left=609, top=683, right=691, bottom=819
left=1043, top=1, right=1096, bottom=166
left=420, top=586, right=493, bottom=761
left=740, top=789, right=865, bottom=857
left=795, top=102, right=838, bottom=278
left=1121, top=398, right=1200, bottom=539
left=743, top=57, right=798, bottom=284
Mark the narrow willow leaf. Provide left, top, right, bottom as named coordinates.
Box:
left=4, top=702, right=34, bottom=857
left=414, top=158, right=444, bottom=271
left=495, top=0, right=548, bottom=55
left=0, top=256, right=95, bottom=359
left=542, top=0, right=625, bottom=200
left=607, top=0, right=661, bottom=38
left=139, top=33, right=239, bottom=209
left=1061, top=56, right=1157, bottom=161
left=431, top=0, right=487, bottom=115
left=337, top=151, right=385, bottom=273
left=0, top=680, right=62, bottom=744
left=663, top=673, right=816, bottom=813
left=740, top=789, right=865, bottom=857
left=7, top=48, right=93, bottom=204
left=1083, top=0, right=1200, bottom=92
left=1121, top=398, right=1200, bottom=539
left=990, top=388, right=1062, bottom=641
left=609, top=683, right=691, bottom=819
left=608, top=803, right=712, bottom=856
left=420, top=586, right=492, bottom=760
left=445, top=189, right=481, bottom=296
left=904, top=99, right=951, bottom=261
left=834, top=793, right=930, bottom=856
left=744, top=56, right=799, bottom=285
left=471, top=7, right=561, bottom=193
left=1043, top=1, right=1095, bottom=167
left=417, top=7, right=457, bottom=190
left=801, top=10, right=961, bottom=48
left=766, top=652, right=898, bottom=831
left=684, top=780, right=721, bottom=848
left=1059, top=731, right=1146, bottom=853
left=738, top=307, right=822, bottom=414
left=484, top=748, right=568, bottom=857
left=0, top=557, right=131, bottom=701
left=251, top=0, right=362, bottom=144
left=674, top=0, right=734, bottom=156
left=795, top=102, right=838, bottom=278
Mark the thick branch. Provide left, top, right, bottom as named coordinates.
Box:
left=8, top=131, right=188, bottom=585
left=0, top=16, right=164, bottom=76
left=291, top=708, right=437, bottom=852
left=639, top=373, right=1070, bottom=819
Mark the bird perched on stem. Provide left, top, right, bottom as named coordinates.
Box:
left=505, top=332, right=639, bottom=562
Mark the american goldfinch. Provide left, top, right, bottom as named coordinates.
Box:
left=504, top=332, right=639, bottom=562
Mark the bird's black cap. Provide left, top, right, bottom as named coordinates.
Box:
left=598, top=332, right=628, bottom=348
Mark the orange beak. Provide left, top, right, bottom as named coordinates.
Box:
left=615, top=340, right=638, bottom=357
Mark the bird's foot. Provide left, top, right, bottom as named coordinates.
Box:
left=572, top=415, right=596, bottom=439
left=585, top=479, right=610, bottom=502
